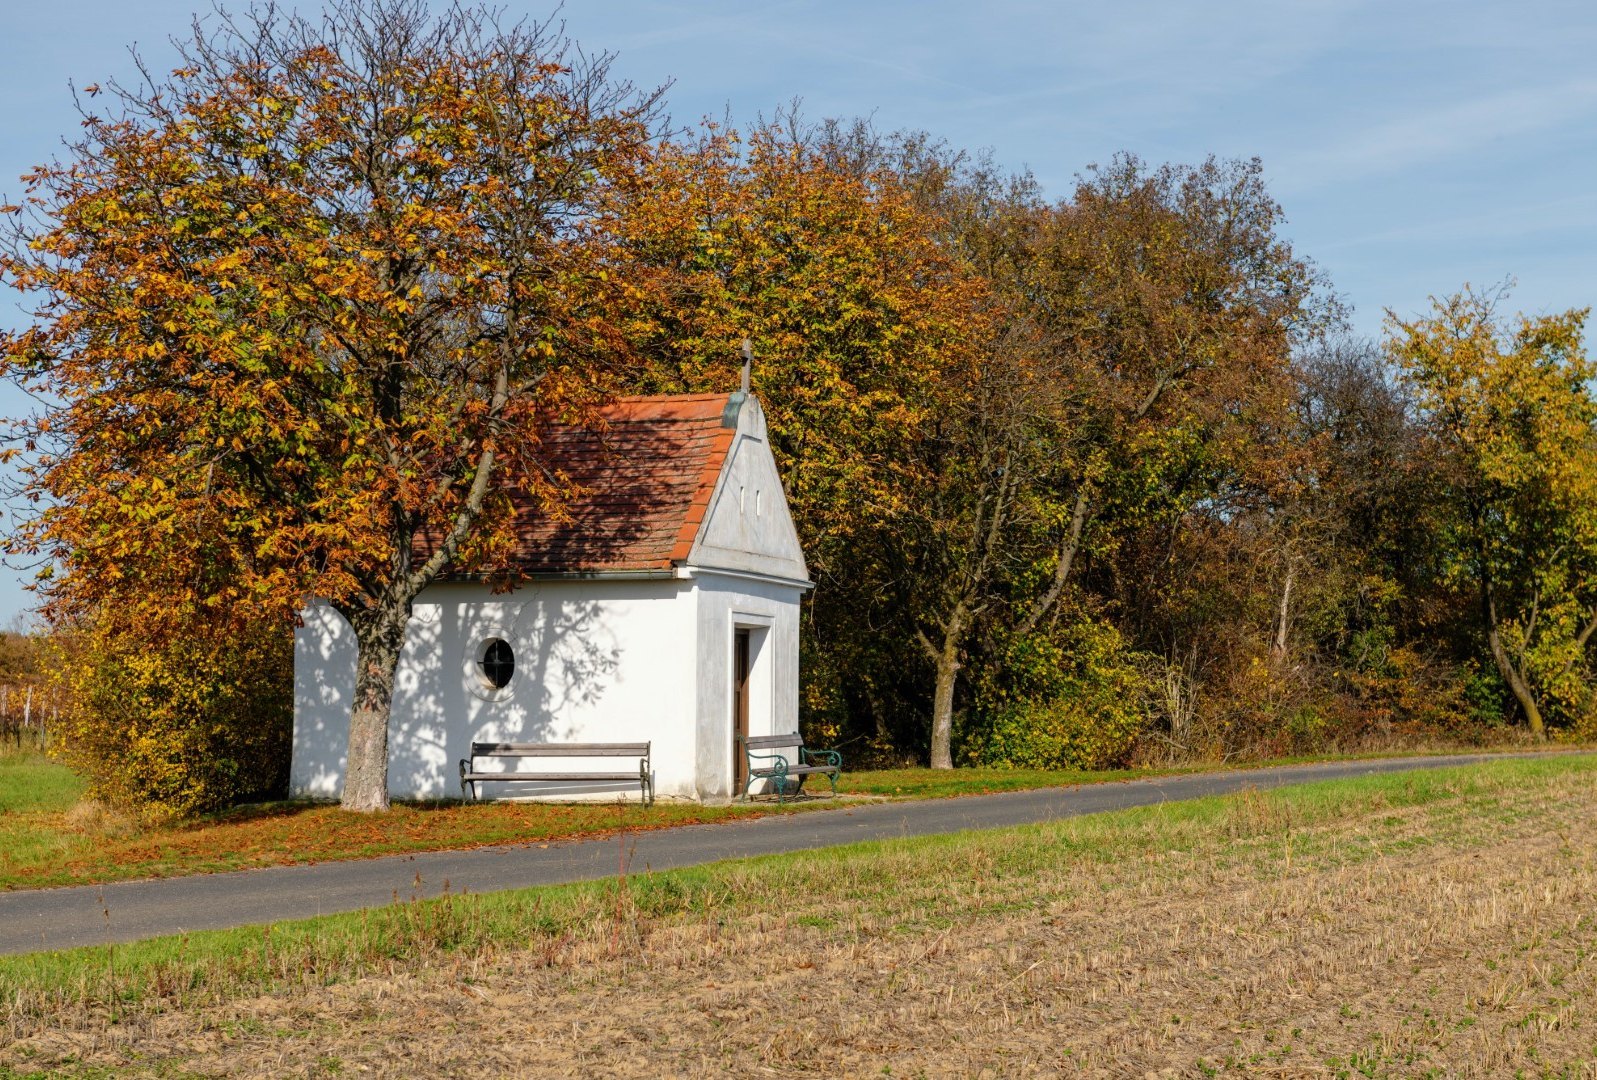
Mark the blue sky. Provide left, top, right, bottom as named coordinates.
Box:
left=2, top=0, right=1595, bottom=623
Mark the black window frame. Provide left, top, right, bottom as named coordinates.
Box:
left=479, top=638, right=515, bottom=690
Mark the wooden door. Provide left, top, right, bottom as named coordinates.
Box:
left=734, top=629, right=751, bottom=792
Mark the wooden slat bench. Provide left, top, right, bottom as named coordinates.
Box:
left=459, top=742, right=652, bottom=805
left=739, top=733, right=841, bottom=803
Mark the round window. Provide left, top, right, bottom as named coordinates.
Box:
left=478, top=638, right=515, bottom=690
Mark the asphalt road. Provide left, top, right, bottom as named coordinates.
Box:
left=0, top=752, right=1581, bottom=956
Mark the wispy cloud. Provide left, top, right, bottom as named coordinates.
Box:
left=1315, top=191, right=1597, bottom=254
left=1277, top=78, right=1597, bottom=192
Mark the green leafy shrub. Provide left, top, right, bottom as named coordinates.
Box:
left=51, top=608, right=292, bottom=820
left=973, top=693, right=1148, bottom=771
left=966, top=618, right=1154, bottom=770
left=1283, top=704, right=1331, bottom=749
left=1461, top=660, right=1509, bottom=729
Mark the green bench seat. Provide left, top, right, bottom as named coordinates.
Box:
left=739, top=733, right=841, bottom=802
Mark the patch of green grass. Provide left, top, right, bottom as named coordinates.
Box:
left=0, top=751, right=95, bottom=883
left=837, top=764, right=1150, bottom=798
left=0, top=749, right=83, bottom=815
left=4, top=753, right=1592, bottom=1021
left=837, top=742, right=1574, bottom=800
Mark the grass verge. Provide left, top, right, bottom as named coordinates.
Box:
left=3, top=754, right=1591, bottom=1015
left=0, top=741, right=1563, bottom=892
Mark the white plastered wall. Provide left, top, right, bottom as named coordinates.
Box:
left=689, top=571, right=806, bottom=800
left=292, top=577, right=700, bottom=801
left=680, top=395, right=811, bottom=800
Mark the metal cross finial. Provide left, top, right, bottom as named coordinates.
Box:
left=740, top=337, right=753, bottom=394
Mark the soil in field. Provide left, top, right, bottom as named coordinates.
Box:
left=7, top=768, right=1597, bottom=1077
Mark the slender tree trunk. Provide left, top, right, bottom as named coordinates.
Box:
left=1481, top=576, right=1546, bottom=740
left=1017, top=485, right=1092, bottom=638
left=926, top=605, right=968, bottom=771
left=1272, top=560, right=1295, bottom=662
left=916, top=606, right=970, bottom=771
left=341, top=602, right=411, bottom=812
left=1484, top=623, right=1546, bottom=739
left=1018, top=375, right=1177, bottom=638
left=930, top=646, right=960, bottom=770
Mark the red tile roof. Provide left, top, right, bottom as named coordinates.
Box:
left=420, top=393, right=739, bottom=576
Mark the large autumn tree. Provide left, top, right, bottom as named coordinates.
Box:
left=609, top=117, right=992, bottom=752
left=617, top=136, right=1333, bottom=769
left=615, top=119, right=983, bottom=564
left=909, top=155, right=1333, bottom=768
left=0, top=0, right=663, bottom=810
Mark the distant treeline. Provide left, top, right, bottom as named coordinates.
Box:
left=0, top=631, right=60, bottom=746
left=614, top=123, right=1591, bottom=768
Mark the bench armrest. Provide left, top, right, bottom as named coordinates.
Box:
left=800, top=746, right=841, bottom=769
left=748, top=751, right=790, bottom=773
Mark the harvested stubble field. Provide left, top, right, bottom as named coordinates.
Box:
left=5, top=757, right=1597, bottom=1077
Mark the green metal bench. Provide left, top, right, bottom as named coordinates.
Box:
left=739, top=733, right=841, bottom=802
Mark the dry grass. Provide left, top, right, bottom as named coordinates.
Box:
left=6, top=759, right=1597, bottom=1077
left=0, top=786, right=831, bottom=892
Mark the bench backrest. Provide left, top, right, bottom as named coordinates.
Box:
left=741, top=733, right=802, bottom=752
left=469, top=742, right=650, bottom=758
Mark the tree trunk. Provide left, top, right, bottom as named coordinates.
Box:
left=1485, top=623, right=1546, bottom=740
left=337, top=417, right=498, bottom=812
left=926, top=605, right=967, bottom=771
left=1272, top=560, right=1295, bottom=662
left=930, top=645, right=960, bottom=770
left=919, top=594, right=964, bottom=773
left=1480, top=576, right=1546, bottom=740
left=341, top=603, right=411, bottom=812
